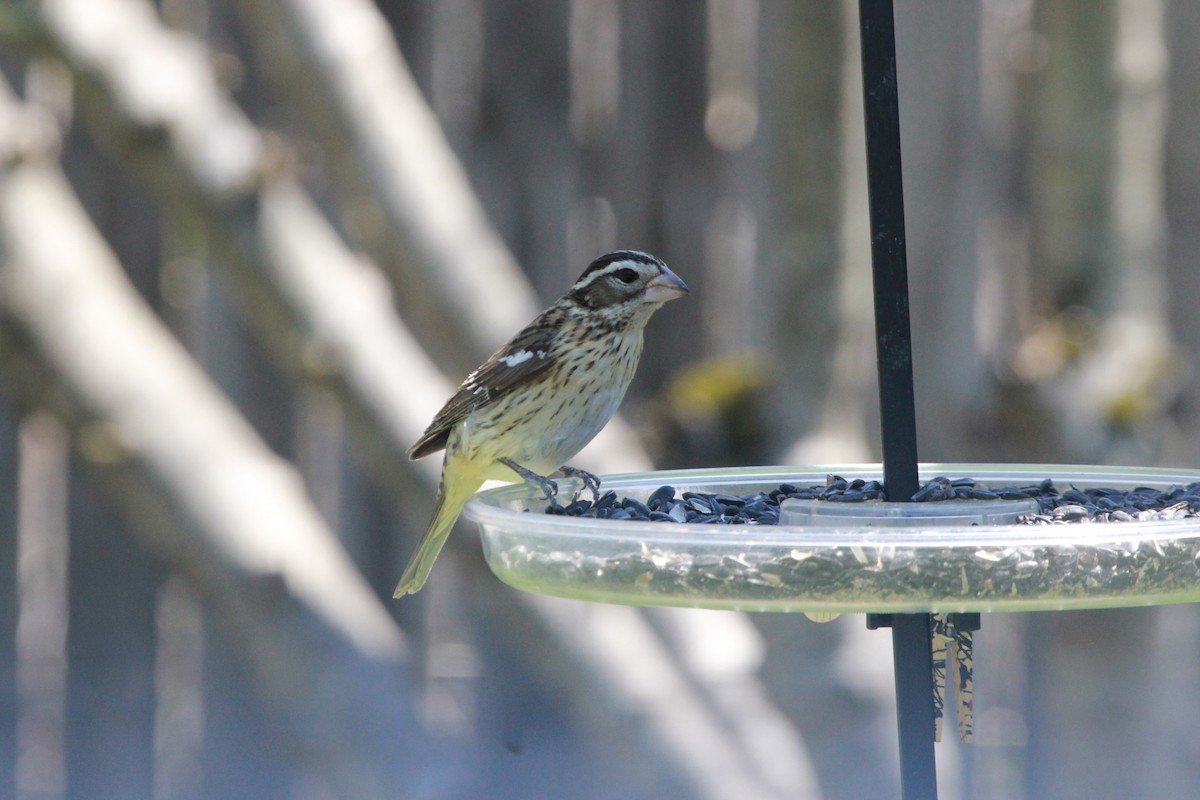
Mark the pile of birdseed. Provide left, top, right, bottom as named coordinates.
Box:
left=494, top=476, right=1200, bottom=608
left=546, top=475, right=1200, bottom=525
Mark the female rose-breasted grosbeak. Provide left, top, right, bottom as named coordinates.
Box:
left=395, top=251, right=688, bottom=596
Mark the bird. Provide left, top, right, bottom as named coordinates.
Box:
left=395, top=250, right=689, bottom=597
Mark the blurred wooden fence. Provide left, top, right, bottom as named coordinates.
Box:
left=2, top=1, right=1200, bottom=799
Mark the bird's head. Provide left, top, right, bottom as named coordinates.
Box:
left=568, top=251, right=689, bottom=313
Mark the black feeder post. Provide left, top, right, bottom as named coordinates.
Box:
left=857, top=1, right=943, bottom=798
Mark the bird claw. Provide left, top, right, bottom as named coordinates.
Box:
left=499, top=458, right=602, bottom=504
left=532, top=475, right=559, bottom=501
left=499, top=457, right=560, bottom=501
left=560, top=465, right=602, bottom=501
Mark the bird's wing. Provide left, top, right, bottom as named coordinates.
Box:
left=408, top=325, right=558, bottom=460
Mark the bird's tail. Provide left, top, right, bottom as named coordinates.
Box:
left=394, top=468, right=483, bottom=597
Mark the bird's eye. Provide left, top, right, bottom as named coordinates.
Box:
left=613, top=267, right=638, bottom=284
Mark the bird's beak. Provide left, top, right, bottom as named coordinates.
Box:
left=643, top=267, right=690, bottom=303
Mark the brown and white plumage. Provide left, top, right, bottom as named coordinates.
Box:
left=395, top=251, right=688, bottom=596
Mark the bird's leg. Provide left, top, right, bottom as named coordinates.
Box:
left=559, top=465, right=601, bottom=501
left=499, top=457, right=559, bottom=503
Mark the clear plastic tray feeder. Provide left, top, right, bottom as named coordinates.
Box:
left=464, top=464, right=1200, bottom=615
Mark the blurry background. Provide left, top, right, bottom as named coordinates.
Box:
left=1, top=0, right=1200, bottom=798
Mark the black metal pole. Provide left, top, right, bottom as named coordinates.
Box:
left=857, top=1, right=938, bottom=799
left=890, top=615, right=938, bottom=798
left=858, top=0, right=919, bottom=501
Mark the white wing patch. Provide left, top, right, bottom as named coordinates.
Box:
left=500, top=349, right=547, bottom=367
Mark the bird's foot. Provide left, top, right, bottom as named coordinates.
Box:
left=560, top=465, right=601, bottom=501
left=499, top=458, right=559, bottom=501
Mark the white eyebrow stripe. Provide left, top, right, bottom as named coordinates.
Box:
left=581, top=261, right=638, bottom=283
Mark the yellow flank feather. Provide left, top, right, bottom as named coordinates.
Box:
left=393, top=457, right=486, bottom=597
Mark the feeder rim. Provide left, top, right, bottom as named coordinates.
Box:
left=463, top=462, right=1200, bottom=547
